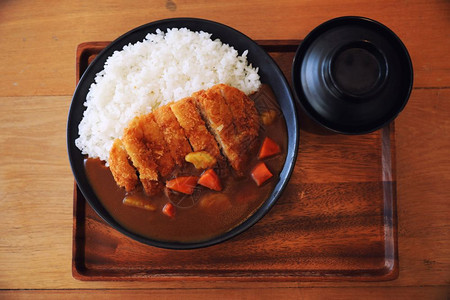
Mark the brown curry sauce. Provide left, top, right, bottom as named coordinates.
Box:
left=84, top=85, right=288, bottom=243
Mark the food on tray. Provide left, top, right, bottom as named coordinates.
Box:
left=185, top=151, right=217, bottom=170
left=109, top=84, right=261, bottom=196
left=84, top=83, right=287, bottom=243
left=170, top=96, right=224, bottom=166
left=75, top=28, right=260, bottom=164
left=108, top=138, right=139, bottom=192
left=78, top=28, right=288, bottom=243
left=153, top=104, right=192, bottom=166
left=195, top=84, right=260, bottom=175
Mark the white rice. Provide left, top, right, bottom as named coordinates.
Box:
left=75, top=28, right=261, bottom=164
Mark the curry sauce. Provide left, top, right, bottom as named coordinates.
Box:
left=84, top=85, right=288, bottom=243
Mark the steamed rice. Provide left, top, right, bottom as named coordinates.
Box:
left=75, top=28, right=261, bottom=164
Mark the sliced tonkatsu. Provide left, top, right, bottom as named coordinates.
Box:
left=153, top=104, right=192, bottom=165
left=193, top=87, right=242, bottom=174
left=194, top=84, right=260, bottom=175
left=170, top=96, right=223, bottom=163
left=121, top=116, right=160, bottom=195
left=217, top=84, right=261, bottom=167
left=121, top=114, right=175, bottom=196
left=139, top=113, right=175, bottom=178
left=217, top=84, right=260, bottom=141
left=109, top=84, right=262, bottom=196
left=109, top=138, right=138, bottom=192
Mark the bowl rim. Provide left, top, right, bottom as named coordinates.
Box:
left=67, top=17, right=299, bottom=250
left=292, top=16, right=414, bottom=135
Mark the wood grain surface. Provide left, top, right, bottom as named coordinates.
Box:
left=1, top=286, right=449, bottom=300
left=0, top=0, right=449, bottom=298
left=72, top=42, right=398, bottom=281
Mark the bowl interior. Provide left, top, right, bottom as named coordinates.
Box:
left=292, top=16, right=413, bottom=134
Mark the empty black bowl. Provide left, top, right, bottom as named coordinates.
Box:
left=292, top=16, right=413, bottom=134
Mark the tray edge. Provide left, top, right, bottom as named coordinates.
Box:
left=71, top=41, right=399, bottom=282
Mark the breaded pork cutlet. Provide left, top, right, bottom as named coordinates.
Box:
left=153, top=104, right=192, bottom=165
left=109, top=138, right=138, bottom=192
left=110, top=85, right=260, bottom=195
left=139, top=113, right=175, bottom=178
left=193, top=87, right=243, bottom=174
left=122, top=116, right=160, bottom=195
left=194, top=84, right=260, bottom=175
left=217, top=84, right=260, bottom=140
left=121, top=114, right=175, bottom=196
left=217, top=84, right=260, bottom=163
left=170, top=97, right=223, bottom=163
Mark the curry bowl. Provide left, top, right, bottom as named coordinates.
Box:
left=292, top=16, right=413, bottom=134
left=67, top=18, right=299, bottom=249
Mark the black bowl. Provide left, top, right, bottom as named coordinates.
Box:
left=292, top=16, right=413, bottom=134
left=67, top=18, right=299, bottom=250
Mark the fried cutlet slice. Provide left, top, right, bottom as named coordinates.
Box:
left=218, top=84, right=261, bottom=170
left=139, top=113, right=175, bottom=179
left=109, top=138, right=138, bottom=192
left=217, top=84, right=260, bottom=141
left=170, top=97, right=222, bottom=163
left=193, top=87, right=245, bottom=174
left=121, top=116, right=160, bottom=196
left=153, top=104, right=192, bottom=165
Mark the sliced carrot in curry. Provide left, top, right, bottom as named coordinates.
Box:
left=251, top=162, right=273, bottom=186
left=165, top=176, right=199, bottom=194
left=258, top=137, right=281, bottom=160
left=162, top=203, right=175, bottom=218
left=198, top=169, right=222, bottom=191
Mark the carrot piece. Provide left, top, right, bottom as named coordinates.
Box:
left=258, top=137, right=281, bottom=159
left=162, top=203, right=175, bottom=218
left=251, top=162, right=273, bottom=186
left=198, top=169, right=222, bottom=191
left=165, top=176, right=199, bottom=194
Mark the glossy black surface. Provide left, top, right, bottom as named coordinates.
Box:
left=67, top=18, right=299, bottom=249
left=292, top=16, right=413, bottom=134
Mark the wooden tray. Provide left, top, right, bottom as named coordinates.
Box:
left=72, top=41, right=398, bottom=281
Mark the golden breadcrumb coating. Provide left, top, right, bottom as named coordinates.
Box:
left=153, top=104, right=192, bottom=165
left=109, top=138, right=138, bottom=192
left=170, top=96, right=222, bottom=162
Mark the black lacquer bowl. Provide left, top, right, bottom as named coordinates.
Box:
left=292, top=16, right=413, bottom=134
left=67, top=18, right=299, bottom=249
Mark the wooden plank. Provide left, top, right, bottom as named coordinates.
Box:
left=0, top=0, right=449, bottom=97
left=394, top=87, right=450, bottom=286
left=0, top=286, right=448, bottom=299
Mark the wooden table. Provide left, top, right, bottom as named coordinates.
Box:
left=0, top=0, right=449, bottom=298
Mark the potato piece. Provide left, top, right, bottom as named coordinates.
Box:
left=123, top=196, right=156, bottom=211
left=185, top=151, right=217, bottom=169
left=260, top=110, right=277, bottom=125
left=199, top=193, right=232, bottom=215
